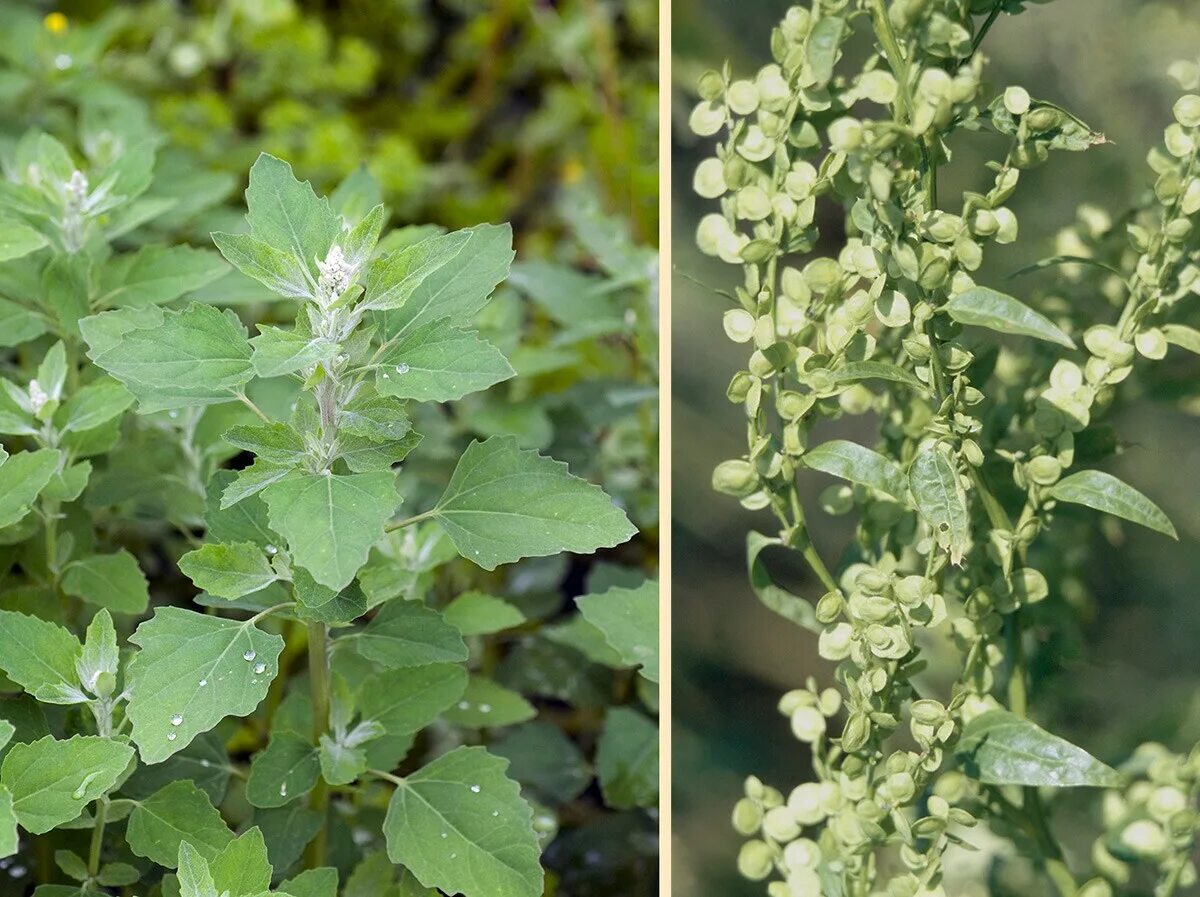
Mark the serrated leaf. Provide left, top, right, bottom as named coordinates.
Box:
left=280, top=867, right=338, bottom=897
left=244, top=154, right=340, bottom=269
left=0, top=448, right=61, bottom=528
left=57, top=379, right=133, bottom=433
left=1049, top=469, right=1176, bottom=539
left=220, top=460, right=293, bottom=509
left=263, top=471, right=397, bottom=591
left=177, top=841, right=218, bottom=897
left=0, top=735, right=134, bottom=834
left=443, top=678, right=536, bottom=728
left=127, top=781, right=234, bottom=867
left=804, top=440, right=908, bottom=501
left=575, top=581, right=659, bottom=682
left=211, top=232, right=314, bottom=301
left=246, top=732, right=319, bottom=808
left=0, top=610, right=85, bottom=704
left=945, top=287, right=1075, bottom=349
left=210, top=827, right=272, bottom=896
left=359, top=664, right=468, bottom=736
left=254, top=803, right=322, bottom=872
left=62, top=550, right=150, bottom=614
left=383, top=746, right=543, bottom=897
left=249, top=326, right=337, bottom=378
left=122, top=732, right=231, bottom=806
left=442, top=592, right=526, bottom=636
left=957, top=710, right=1123, bottom=787
left=351, top=600, right=468, bottom=668
left=432, top=436, right=635, bottom=570
left=88, top=303, right=254, bottom=412
left=595, top=707, right=658, bottom=809
left=0, top=787, right=16, bottom=858
left=179, top=543, right=280, bottom=599
left=97, top=245, right=229, bottom=308
left=375, top=323, right=514, bottom=402
left=127, top=607, right=284, bottom=763
left=362, top=230, right=471, bottom=311
left=224, top=422, right=307, bottom=465
left=491, top=722, right=592, bottom=805
left=909, top=446, right=971, bottom=565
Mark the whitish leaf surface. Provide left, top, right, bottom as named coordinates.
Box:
left=0, top=448, right=61, bottom=528
left=442, top=592, right=526, bottom=636
left=909, top=446, right=971, bottom=565
left=432, top=436, right=635, bottom=570
left=127, top=781, right=233, bottom=866
left=263, top=471, right=397, bottom=591
left=957, top=710, right=1123, bottom=787
left=179, top=542, right=280, bottom=599
left=1049, top=470, right=1176, bottom=538
left=358, top=664, right=467, bottom=736
left=595, top=708, right=658, bottom=809
left=375, top=323, right=513, bottom=402
left=576, top=582, right=659, bottom=682
left=127, top=608, right=285, bottom=763
left=352, top=601, right=468, bottom=668
left=177, top=841, right=219, bottom=897
left=0, top=610, right=85, bottom=704
left=211, top=233, right=314, bottom=301
left=945, top=287, right=1075, bottom=349
left=383, top=746, right=542, bottom=897
left=61, top=550, right=150, bottom=615
left=246, top=732, right=320, bottom=808
left=803, top=440, right=908, bottom=501
left=0, top=735, right=134, bottom=834
left=210, top=827, right=272, bottom=897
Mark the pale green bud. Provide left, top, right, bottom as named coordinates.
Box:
left=736, top=125, right=776, bottom=162
left=786, top=867, right=822, bottom=897
left=1077, top=880, right=1114, bottom=897
left=727, top=80, right=760, bottom=115
left=841, top=712, right=870, bottom=752
left=697, top=70, right=725, bottom=102
left=1174, top=94, right=1200, bottom=128
left=818, top=622, right=854, bottom=660
left=814, top=591, right=843, bottom=624
left=790, top=706, right=827, bottom=743
left=859, top=69, right=897, bottom=105
left=693, top=158, right=728, bottom=199
left=737, top=840, right=774, bottom=880
left=696, top=213, right=732, bottom=256
left=827, top=117, right=864, bottom=152
left=756, top=65, right=790, bottom=110
left=781, top=6, right=812, bottom=42
left=819, top=484, right=854, bottom=515
left=993, top=207, right=1018, bottom=244
left=787, top=783, right=827, bottom=825
left=782, top=837, right=821, bottom=871
left=689, top=101, right=727, bottom=136
left=1119, top=819, right=1168, bottom=857
left=737, top=185, right=773, bottom=221
left=802, top=257, right=842, bottom=293
left=763, top=805, right=800, bottom=842
left=971, top=208, right=999, bottom=237
left=1004, top=85, right=1031, bottom=116
left=1147, top=785, right=1187, bottom=820
left=724, top=308, right=756, bottom=343
left=732, top=798, right=763, bottom=835
left=884, top=771, right=916, bottom=804
left=713, top=459, right=758, bottom=497
left=1026, top=454, right=1062, bottom=486
left=818, top=688, right=842, bottom=716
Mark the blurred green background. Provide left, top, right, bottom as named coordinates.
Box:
left=671, top=2, right=1200, bottom=895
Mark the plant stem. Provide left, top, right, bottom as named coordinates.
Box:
left=306, top=622, right=331, bottom=868
left=88, top=797, right=108, bottom=878
left=869, top=0, right=913, bottom=122
left=384, top=508, right=436, bottom=532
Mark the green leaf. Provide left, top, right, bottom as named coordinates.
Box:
left=352, top=601, right=468, bottom=668
left=263, top=471, right=397, bottom=591
left=1007, top=254, right=1124, bottom=280
left=807, top=16, right=844, bottom=86
left=375, top=323, right=514, bottom=402
left=945, top=287, right=1075, bottom=349
left=0, top=609, right=85, bottom=704
left=0, top=448, right=61, bottom=528
left=359, top=664, right=468, bottom=736
left=0, top=735, right=134, bottom=834
left=223, top=423, right=307, bottom=465
left=58, top=379, right=133, bottom=433
left=244, top=154, right=340, bottom=269
left=378, top=224, right=514, bottom=337
left=210, top=827, right=272, bottom=897
left=177, top=841, right=218, bottom=897
left=246, top=732, right=319, bottom=808
left=575, top=581, right=659, bottom=682
left=62, top=550, right=150, bottom=614
left=1162, top=323, right=1200, bottom=355
left=432, top=436, right=635, bottom=570
left=253, top=803, right=322, bottom=872
left=491, top=722, right=592, bottom=805
left=362, top=230, right=472, bottom=311
left=383, top=745, right=543, bottom=897
left=127, top=781, right=234, bottom=867
left=957, top=710, right=1123, bottom=787
left=442, top=678, right=536, bottom=728
left=127, top=607, right=285, bottom=763
left=829, top=361, right=925, bottom=392
left=595, top=707, right=658, bottom=809
left=211, top=232, right=314, bottom=301
left=179, top=543, right=280, bottom=599
left=1049, top=470, right=1177, bottom=539
left=249, top=326, right=337, bottom=378
left=0, top=786, right=16, bottom=859
left=0, top=298, right=49, bottom=348
left=0, top=219, right=47, bottom=261
left=442, top=592, right=526, bottom=636
left=803, top=440, right=908, bottom=501
left=220, top=460, right=293, bottom=508
left=909, top=445, right=971, bottom=565
left=88, top=303, right=254, bottom=412
left=77, top=610, right=118, bottom=697
left=280, top=867, right=338, bottom=897
left=97, top=245, right=229, bottom=308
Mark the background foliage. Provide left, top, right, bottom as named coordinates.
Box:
left=672, top=2, right=1200, bottom=895
left=0, top=1, right=659, bottom=895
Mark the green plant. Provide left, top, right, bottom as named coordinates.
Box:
left=0, top=84, right=659, bottom=897
left=691, top=3, right=1200, bottom=896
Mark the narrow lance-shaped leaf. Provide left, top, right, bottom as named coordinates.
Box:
left=945, top=286, right=1076, bottom=349
left=1048, top=469, right=1177, bottom=539
left=804, top=440, right=909, bottom=502
left=746, top=532, right=819, bottom=632
left=909, top=445, right=971, bottom=565
left=382, top=746, right=543, bottom=897
left=431, top=436, right=636, bottom=570
left=127, top=608, right=285, bottom=763
left=957, top=710, right=1123, bottom=788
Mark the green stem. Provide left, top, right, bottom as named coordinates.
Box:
left=869, top=0, right=913, bottom=122
left=305, top=622, right=331, bottom=868
left=88, top=797, right=108, bottom=879
left=384, top=508, right=436, bottom=533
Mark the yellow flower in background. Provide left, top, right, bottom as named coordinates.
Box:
left=44, top=11, right=68, bottom=34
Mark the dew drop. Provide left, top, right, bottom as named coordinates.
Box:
left=243, top=650, right=257, bottom=662
left=470, top=784, right=481, bottom=793
left=265, top=544, right=277, bottom=555
left=458, top=700, right=470, bottom=710
left=167, top=732, right=177, bottom=741
left=440, top=832, right=448, bottom=839
left=492, top=810, right=499, bottom=817
left=395, top=363, right=410, bottom=374
left=54, top=53, right=72, bottom=70
left=254, top=662, right=267, bottom=675
left=479, top=703, right=491, bottom=714
left=199, top=679, right=208, bottom=687
left=171, top=714, right=183, bottom=726
left=280, top=783, right=288, bottom=797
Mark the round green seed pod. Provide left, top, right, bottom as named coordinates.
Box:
left=737, top=840, right=774, bottom=881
